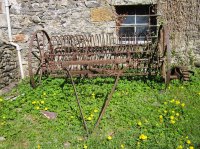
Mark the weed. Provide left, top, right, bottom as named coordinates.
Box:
left=0, top=71, right=200, bottom=149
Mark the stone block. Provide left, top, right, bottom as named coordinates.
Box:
left=85, top=1, right=100, bottom=8
left=0, top=1, right=6, bottom=14
left=91, top=7, right=115, bottom=22
left=13, top=34, right=27, bottom=42
left=0, top=14, right=7, bottom=27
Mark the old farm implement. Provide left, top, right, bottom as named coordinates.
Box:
left=28, top=25, right=172, bottom=135
left=28, top=25, right=171, bottom=88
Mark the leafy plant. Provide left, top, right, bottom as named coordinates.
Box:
left=0, top=70, right=200, bottom=149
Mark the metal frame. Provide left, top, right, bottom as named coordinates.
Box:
left=28, top=25, right=171, bottom=88
left=28, top=25, right=172, bottom=135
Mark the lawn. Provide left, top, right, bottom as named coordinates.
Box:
left=0, top=70, right=200, bottom=149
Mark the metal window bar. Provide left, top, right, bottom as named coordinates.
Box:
left=117, top=13, right=157, bottom=44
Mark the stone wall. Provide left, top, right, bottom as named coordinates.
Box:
left=0, top=0, right=199, bottom=76
left=158, top=0, right=200, bottom=65
left=0, top=39, right=19, bottom=90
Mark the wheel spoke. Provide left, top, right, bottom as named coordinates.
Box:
left=35, top=63, right=42, bottom=76
left=32, top=51, right=41, bottom=61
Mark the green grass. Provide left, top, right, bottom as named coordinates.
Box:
left=0, top=71, right=200, bottom=149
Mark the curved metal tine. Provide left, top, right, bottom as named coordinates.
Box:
left=102, top=33, right=105, bottom=47
left=94, top=34, right=98, bottom=60
left=52, top=36, right=60, bottom=52
left=49, top=36, right=57, bottom=61
left=68, top=35, right=73, bottom=47
left=63, top=35, right=67, bottom=58
left=91, top=34, right=95, bottom=48
left=64, top=35, right=69, bottom=61
left=55, top=36, right=61, bottom=61
left=132, top=33, right=135, bottom=45
left=106, top=34, right=111, bottom=59
left=95, top=34, right=100, bottom=61
left=60, top=35, right=65, bottom=50
left=78, top=35, right=83, bottom=57
left=50, top=36, right=57, bottom=51
left=99, top=34, right=104, bottom=60
left=95, top=34, right=100, bottom=47
left=89, top=34, right=94, bottom=60
left=69, top=35, right=75, bottom=65
left=66, top=35, right=73, bottom=62
left=79, top=34, right=85, bottom=62
left=60, top=35, right=65, bottom=61
left=51, top=36, right=58, bottom=62
left=76, top=35, right=81, bottom=48
left=84, top=34, right=89, bottom=60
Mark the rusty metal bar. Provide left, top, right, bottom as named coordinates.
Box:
left=94, top=74, right=120, bottom=130
left=63, top=67, right=89, bottom=136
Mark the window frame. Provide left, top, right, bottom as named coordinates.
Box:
left=115, top=5, right=158, bottom=44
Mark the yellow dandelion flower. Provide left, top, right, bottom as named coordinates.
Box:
left=164, top=110, right=167, bottom=114
left=32, top=101, right=36, bottom=104
left=94, top=109, right=98, bottom=113
left=186, top=136, right=189, bottom=139
left=0, top=98, right=3, bottom=102
left=107, top=136, right=112, bottom=140
left=2, top=116, right=6, bottom=119
left=36, top=106, right=40, bottom=110
left=181, top=103, right=185, bottom=107
left=170, top=120, right=175, bottom=124
left=176, top=145, right=183, bottom=149
left=40, top=100, right=44, bottom=104
left=70, top=116, right=74, bottom=119
left=170, top=99, right=175, bottom=103
left=137, top=121, right=142, bottom=126
left=164, top=102, right=167, bottom=105
left=198, top=92, right=200, bottom=95
left=171, top=110, right=175, bottom=114
left=170, top=116, right=175, bottom=120
left=189, top=146, right=194, bottom=149
left=92, top=93, right=95, bottom=96
left=37, top=144, right=41, bottom=149
left=139, top=134, right=148, bottom=140
left=159, top=115, right=163, bottom=119
left=90, top=114, right=94, bottom=117
left=44, top=107, right=48, bottom=111
left=43, top=92, right=46, bottom=96
left=137, top=141, right=140, bottom=145
left=175, top=100, right=180, bottom=105
left=186, top=140, right=191, bottom=144
left=1, top=122, right=5, bottom=125
left=121, top=144, right=125, bottom=148
left=87, top=116, right=92, bottom=121
left=176, top=113, right=180, bottom=116
left=83, top=144, right=88, bottom=149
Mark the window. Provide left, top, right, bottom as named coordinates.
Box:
left=115, top=5, right=157, bottom=44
